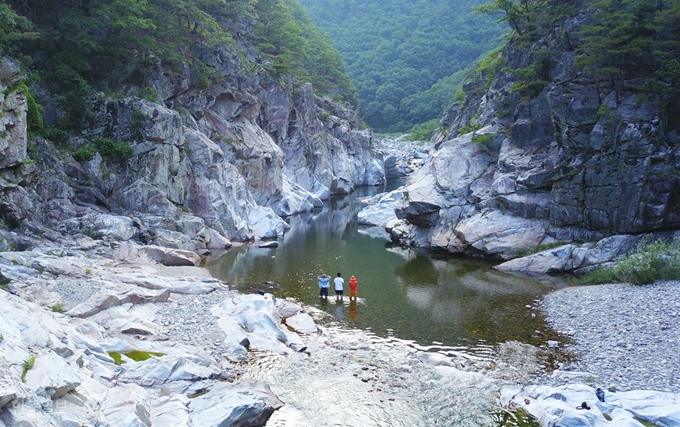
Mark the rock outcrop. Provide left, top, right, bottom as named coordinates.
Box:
left=0, top=235, right=317, bottom=426
left=388, top=5, right=680, bottom=268
left=0, top=44, right=385, bottom=256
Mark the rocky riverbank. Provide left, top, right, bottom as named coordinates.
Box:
left=502, top=280, right=680, bottom=427
left=0, top=233, right=323, bottom=426
left=541, top=280, right=680, bottom=393
left=2, top=228, right=678, bottom=427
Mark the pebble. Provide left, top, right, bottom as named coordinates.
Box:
left=538, top=280, right=680, bottom=392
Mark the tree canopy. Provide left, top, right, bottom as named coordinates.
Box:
left=0, top=0, right=356, bottom=128
left=298, top=0, right=507, bottom=133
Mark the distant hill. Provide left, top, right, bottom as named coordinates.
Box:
left=298, top=0, right=507, bottom=132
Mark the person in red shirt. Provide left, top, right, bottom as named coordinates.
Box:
left=348, top=275, right=358, bottom=302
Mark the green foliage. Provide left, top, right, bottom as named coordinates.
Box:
left=575, top=0, right=680, bottom=100
left=458, top=122, right=483, bottom=135
left=21, top=355, right=36, bottom=382
left=50, top=303, right=63, bottom=313
left=475, top=0, right=578, bottom=44
left=2, top=0, right=353, bottom=132
left=298, top=0, right=507, bottom=132
left=11, top=82, right=43, bottom=131
left=72, top=138, right=132, bottom=164
left=491, top=408, right=540, bottom=427
left=94, top=138, right=133, bottom=163
left=72, top=145, right=97, bottom=163
left=140, top=86, right=158, bottom=103
left=282, top=0, right=357, bottom=103
left=466, top=47, right=507, bottom=97
left=39, top=127, right=70, bottom=145
left=407, top=119, right=440, bottom=142
left=472, top=133, right=494, bottom=147
left=0, top=3, right=38, bottom=52
left=582, top=239, right=680, bottom=285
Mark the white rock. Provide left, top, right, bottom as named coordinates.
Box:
left=139, top=245, right=202, bottom=267
left=502, top=384, right=680, bottom=427
left=24, top=352, right=82, bottom=399
left=188, top=380, right=283, bottom=427
left=116, top=356, right=218, bottom=388
left=101, top=383, right=151, bottom=427
left=285, top=312, right=319, bottom=335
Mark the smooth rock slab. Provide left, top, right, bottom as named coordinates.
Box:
left=188, top=380, right=283, bottom=427
left=116, top=356, right=218, bottom=388
left=101, top=272, right=219, bottom=295
left=285, top=312, right=319, bottom=335
left=101, top=383, right=151, bottom=427
left=24, top=352, right=82, bottom=399
left=501, top=384, right=680, bottom=427
left=67, top=286, right=170, bottom=318
left=139, top=245, right=202, bottom=267
left=151, top=395, right=190, bottom=427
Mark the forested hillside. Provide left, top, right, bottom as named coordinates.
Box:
left=298, top=0, right=507, bottom=133
left=0, top=0, right=356, bottom=131
left=389, top=0, right=680, bottom=265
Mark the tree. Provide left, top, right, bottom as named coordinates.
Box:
left=0, top=3, right=38, bottom=51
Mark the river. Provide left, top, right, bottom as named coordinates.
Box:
left=205, top=183, right=566, bottom=350
left=204, top=184, right=567, bottom=426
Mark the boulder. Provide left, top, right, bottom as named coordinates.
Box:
left=139, top=245, right=202, bottom=267
left=455, top=211, right=547, bottom=259
left=116, top=356, right=218, bottom=388
left=60, top=213, right=138, bottom=241
left=101, top=383, right=152, bottom=427
left=501, top=384, right=680, bottom=427
left=24, top=352, right=82, bottom=399
left=285, top=312, right=319, bottom=335
left=215, top=294, right=312, bottom=358
left=188, top=380, right=283, bottom=427
left=357, top=189, right=403, bottom=227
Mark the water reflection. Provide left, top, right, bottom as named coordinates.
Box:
left=205, top=183, right=567, bottom=348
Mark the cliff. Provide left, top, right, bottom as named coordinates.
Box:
left=388, top=0, right=680, bottom=273
left=0, top=42, right=383, bottom=251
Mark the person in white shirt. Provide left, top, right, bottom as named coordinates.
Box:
left=333, top=272, right=345, bottom=302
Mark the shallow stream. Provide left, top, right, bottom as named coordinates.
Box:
left=205, top=183, right=568, bottom=426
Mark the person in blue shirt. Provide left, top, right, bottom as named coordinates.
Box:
left=318, top=273, right=330, bottom=300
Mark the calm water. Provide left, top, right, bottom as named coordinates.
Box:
left=205, top=183, right=567, bottom=350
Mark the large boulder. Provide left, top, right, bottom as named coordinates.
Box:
left=188, top=380, right=283, bottom=427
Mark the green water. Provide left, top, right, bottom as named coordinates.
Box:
left=205, top=185, right=567, bottom=349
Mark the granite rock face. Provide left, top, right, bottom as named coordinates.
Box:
left=390, top=10, right=680, bottom=264
left=0, top=47, right=384, bottom=252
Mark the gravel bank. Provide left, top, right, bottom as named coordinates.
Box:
left=540, top=280, right=680, bottom=392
